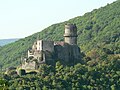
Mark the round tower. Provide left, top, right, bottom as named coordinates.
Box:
left=64, top=24, right=78, bottom=45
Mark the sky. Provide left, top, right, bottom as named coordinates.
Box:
left=0, top=0, right=116, bottom=39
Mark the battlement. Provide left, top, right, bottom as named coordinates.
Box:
left=65, top=23, right=77, bottom=30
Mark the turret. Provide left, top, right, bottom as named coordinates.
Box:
left=64, top=24, right=78, bottom=45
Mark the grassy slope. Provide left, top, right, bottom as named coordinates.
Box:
left=0, top=0, right=120, bottom=68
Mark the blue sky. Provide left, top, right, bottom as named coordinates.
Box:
left=0, top=0, right=116, bottom=39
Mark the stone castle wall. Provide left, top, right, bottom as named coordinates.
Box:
left=64, top=37, right=77, bottom=45
left=21, top=24, right=81, bottom=70
left=54, top=44, right=81, bottom=65
left=22, top=61, right=37, bottom=70
left=41, top=40, right=54, bottom=52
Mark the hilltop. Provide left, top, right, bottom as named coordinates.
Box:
left=0, top=0, right=120, bottom=68
left=0, top=38, right=19, bottom=46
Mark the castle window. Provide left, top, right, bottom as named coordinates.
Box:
left=38, top=66, right=39, bottom=69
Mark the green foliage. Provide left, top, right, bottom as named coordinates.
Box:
left=1, top=58, right=120, bottom=89
left=0, top=1, right=120, bottom=89
left=0, top=0, right=120, bottom=68
left=0, top=1, right=120, bottom=68
left=0, top=77, right=9, bottom=89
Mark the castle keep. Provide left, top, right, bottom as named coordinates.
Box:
left=21, top=24, right=81, bottom=70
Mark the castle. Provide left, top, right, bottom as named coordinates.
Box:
left=21, top=24, right=81, bottom=70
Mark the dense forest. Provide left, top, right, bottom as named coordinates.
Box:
left=0, top=0, right=120, bottom=68
left=0, top=0, right=120, bottom=89
left=0, top=58, right=120, bottom=89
